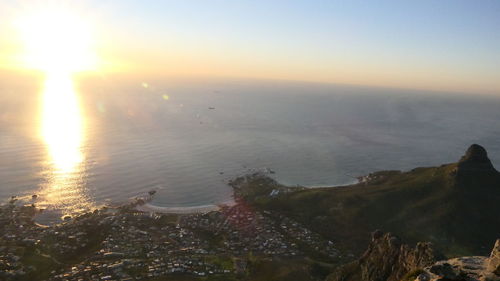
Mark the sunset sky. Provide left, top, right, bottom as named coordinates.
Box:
left=1, top=0, right=499, bottom=94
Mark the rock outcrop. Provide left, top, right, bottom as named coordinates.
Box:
left=455, top=144, right=498, bottom=178
left=327, top=231, right=436, bottom=281
left=488, top=240, right=500, bottom=276
left=413, top=239, right=500, bottom=281
left=327, top=234, right=500, bottom=281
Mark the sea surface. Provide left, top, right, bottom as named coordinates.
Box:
left=1, top=75, right=500, bottom=222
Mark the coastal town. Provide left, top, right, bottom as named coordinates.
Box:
left=0, top=175, right=342, bottom=281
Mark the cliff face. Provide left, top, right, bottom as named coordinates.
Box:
left=327, top=231, right=436, bottom=281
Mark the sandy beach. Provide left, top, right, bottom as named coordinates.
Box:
left=136, top=200, right=236, bottom=214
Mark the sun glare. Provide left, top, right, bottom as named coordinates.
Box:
left=37, top=70, right=94, bottom=218
left=16, top=6, right=92, bottom=172
left=41, top=71, right=84, bottom=172
left=16, top=7, right=98, bottom=73
left=13, top=6, right=96, bottom=217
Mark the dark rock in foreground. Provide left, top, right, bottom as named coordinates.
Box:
left=327, top=231, right=436, bottom=281
left=327, top=233, right=500, bottom=281
left=415, top=239, right=500, bottom=281
left=489, top=240, right=500, bottom=277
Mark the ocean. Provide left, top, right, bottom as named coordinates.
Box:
left=1, top=75, right=500, bottom=222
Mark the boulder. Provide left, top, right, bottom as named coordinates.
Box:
left=487, top=239, right=500, bottom=276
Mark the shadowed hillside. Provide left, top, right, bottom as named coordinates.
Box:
left=231, top=144, right=500, bottom=257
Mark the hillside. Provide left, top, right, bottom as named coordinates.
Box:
left=231, top=144, right=500, bottom=257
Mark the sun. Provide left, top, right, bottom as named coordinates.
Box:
left=15, top=6, right=99, bottom=74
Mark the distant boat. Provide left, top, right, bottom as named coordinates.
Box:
left=208, top=107, right=215, bottom=110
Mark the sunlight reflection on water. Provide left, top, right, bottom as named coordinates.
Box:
left=37, top=71, right=95, bottom=220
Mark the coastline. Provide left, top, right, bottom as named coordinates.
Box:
left=11, top=172, right=361, bottom=224
left=135, top=200, right=236, bottom=214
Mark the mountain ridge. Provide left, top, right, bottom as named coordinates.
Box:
left=231, top=144, right=500, bottom=257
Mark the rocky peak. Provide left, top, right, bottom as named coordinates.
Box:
left=327, top=231, right=436, bottom=281
left=457, top=144, right=497, bottom=174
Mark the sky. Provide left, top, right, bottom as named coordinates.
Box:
left=0, top=0, right=499, bottom=94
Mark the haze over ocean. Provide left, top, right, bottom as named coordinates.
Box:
left=1, top=78, right=500, bottom=220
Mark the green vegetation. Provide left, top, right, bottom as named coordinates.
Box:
left=234, top=160, right=500, bottom=257
left=19, top=247, right=58, bottom=281
left=247, top=259, right=316, bottom=281
left=146, top=258, right=322, bottom=281
left=204, top=255, right=233, bottom=270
